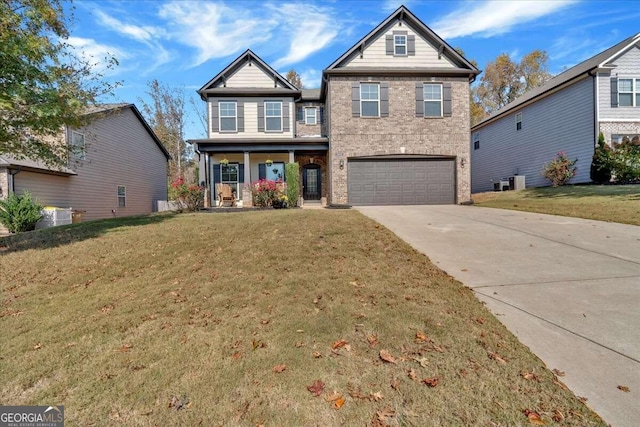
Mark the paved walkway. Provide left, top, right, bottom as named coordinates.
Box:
left=357, top=205, right=640, bottom=427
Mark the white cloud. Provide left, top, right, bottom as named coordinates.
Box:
left=158, top=1, right=277, bottom=67
left=299, top=69, right=321, bottom=89
left=271, top=4, right=339, bottom=68
left=432, top=0, right=578, bottom=39
left=95, top=10, right=164, bottom=43
left=66, top=36, right=128, bottom=75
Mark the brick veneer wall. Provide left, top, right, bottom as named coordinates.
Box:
left=328, top=76, right=471, bottom=204
left=599, top=121, right=640, bottom=143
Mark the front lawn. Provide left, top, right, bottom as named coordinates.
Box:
left=0, top=211, right=604, bottom=426
left=473, top=184, right=640, bottom=225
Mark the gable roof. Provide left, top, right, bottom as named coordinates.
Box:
left=87, top=103, right=171, bottom=160
left=198, top=49, right=299, bottom=99
left=325, top=5, right=480, bottom=74
left=473, top=32, right=640, bottom=130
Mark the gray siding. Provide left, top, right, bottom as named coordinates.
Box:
left=471, top=76, right=595, bottom=193
left=14, top=108, right=168, bottom=220
left=599, top=45, right=640, bottom=121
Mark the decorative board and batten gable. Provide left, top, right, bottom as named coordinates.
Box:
left=198, top=50, right=299, bottom=140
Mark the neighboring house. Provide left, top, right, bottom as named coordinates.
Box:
left=471, top=33, right=640, bottom=193
left=0, top=104, right=170, bottom=224
left=191, top=5, right=479, bottom=206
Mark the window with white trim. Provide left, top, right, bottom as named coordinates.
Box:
left=219, top=101, right=237, bottom=132
left=305, top=107, right=317, bottom=125
left=117, top=186, right=126, bottom=207
left=265, top=101, right=282, bottom=132
left=360, top=83, right=380, bottom=117
left=70, top=131, right=86, bottom=160
left=618, top=78, right=640, bottom=107
left=424, top=84, right=443, bottom=117
left=516, top=112, right=523, bottom=130
left=394, top=35, right=407, bottom=55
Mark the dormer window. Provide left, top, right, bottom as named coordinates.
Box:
left=394, top=35, right=407, bottom=55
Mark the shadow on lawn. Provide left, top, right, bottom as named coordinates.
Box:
left=520, top=184, right=640, bottom=199
left=0, top=212, right=176, bottom=254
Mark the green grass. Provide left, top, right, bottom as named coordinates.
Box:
left=1, top=211, right=605, bottom=426
left=473, top=184, right=640, bottom=225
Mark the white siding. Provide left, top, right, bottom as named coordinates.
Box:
left=208, top=97, right=294, bottom=139
left=599, top=45, right=640, bottom=121
left=220, top=63, right=278, bottom=88
left=471, top=76, right=595, bottom=193
left=14, top=108, right=168, bottom=220
left=344, top=22, right=457, bottom=68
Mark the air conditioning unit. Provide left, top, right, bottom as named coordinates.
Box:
left=37, top=207, right=73, bottom=229
left=509, top=175, right=526, bottom=191
left=493, top=179, right=510, bottom=191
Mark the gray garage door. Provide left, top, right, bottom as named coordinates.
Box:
left=348, top=158, right=455, bottom=205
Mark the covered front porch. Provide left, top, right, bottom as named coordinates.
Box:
left=193, top=139, right=329, bottom=208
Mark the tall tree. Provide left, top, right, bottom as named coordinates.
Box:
left=285, top=69, right=303, bottom=89
left=0, top=0, right=118, bottom=166
left=454, top=47, right=486, bottom=127
left=139, top=80, right=189, bottom=181
left=473, top=49, right=551, bottom=123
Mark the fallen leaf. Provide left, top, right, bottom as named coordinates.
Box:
left=370, top=391, right=384, bottom=401
left=181, top=335, right=188, bottom=344
left=617, top=385, right=630, bottom=392
left=390, top=377, right=400, bottom=390
left=312, top=351, right=322, bottom=358
left=552, top=369, right=565, bottom=377
left=252, top=339, right=265, bottom=350
left=523, top=409, right=546, bottom=425
left=522, top=371, right=538, bottom=381
left=307, top=380, right=325, bottom=397
left=32, top=342, right=42, bottom=350
left=415, top=331, right=430, bottom=343
left=578, top=396, right=588, bottom=403
left=116, top=343, right=132, bottom=353
left=295, top=341, right=305, bottom=348
left=407, top=369, right=417, bottom=381
left=487, top=351, right=507, bottom=364
left=367, top=335, right=379, bottom=346
left=325, top=391, right=341, bottom=402
left=260, top=319, right=270, bottom=325
left=421, top=377, right=439, bottom=387
left=333, top=397, right=345, bottom=409
left=413, top=357, right=429, bottom=368
left=232, top=352, right=242, bottom=360
left=376, top=407, right=396, bottom=422
left=475, top=317, right=485, bottom=324
left=552, top=410, right=565, bottom=422
left=379, top=349, right=397, bottom=364
left=332, top=339, right=348, bottom=349
left=272, top=364, right=286, bottom=373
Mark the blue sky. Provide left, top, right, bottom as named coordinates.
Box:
left=67, top=0, right=640, bottom=140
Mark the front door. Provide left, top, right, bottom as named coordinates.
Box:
left=302, top=164, right=321, bottom=200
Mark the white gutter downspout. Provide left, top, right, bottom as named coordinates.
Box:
left=595, top=71, right=600, bottom=145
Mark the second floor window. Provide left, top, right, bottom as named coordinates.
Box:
left=219, top=101, right=237, bottom=132
left=361, top=83, right=379, bottom=117
left=424, top=84, right=442, bottom=117
left=265, top=101, right=282, bottom=131
left=70, top=131, right=86, bottom=160
left=516, top=112, right=523, bottom=130
left=394, top=35, right=407, bottom=55
left=305, top=107, right=317, bottom=125
left=618, top=78, right=640, bottom=107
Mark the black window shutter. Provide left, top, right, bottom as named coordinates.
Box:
left=283, top=101, right=290, bottom=132
left=258, top=164, right=266, bottom=180
left=385, top=35, right=394, bottom=55
left=407, top=35, right=416, bottom=56
left=239, top=164, right=245, bottom=183
left=296, top=106, right=304, bottom=122
left=611, top=77, right=618, bottom=108
left=283, top=164, right=287, bottom=182
left=258, top=101, right=265, bottom=132
left=443, top=83, right=452, bottom=117
left=213, top=164, right=221, bottom=199
left=237, top=101, right=244, bottom=132
left=352, top=83, right=360, bottom=117
left=415, top=82, right=424, bottom=117
left=211, top=100, right=219, bottom=132
left=319, top=107, right=324, bottom=123
left=380, top=82, right=389, bottom=117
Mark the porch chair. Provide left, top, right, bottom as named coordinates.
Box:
left=216, top=183, right=236, bottom=207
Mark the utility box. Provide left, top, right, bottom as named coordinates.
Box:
left=493, top=180, right=510, bottom=191
left=509, top=175, right=526, bottom=191
left=37, top=207, right=73, bottom=229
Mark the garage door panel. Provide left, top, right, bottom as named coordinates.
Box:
left=348, top=159, right=455, bottom=205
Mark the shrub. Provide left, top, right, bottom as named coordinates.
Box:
left=170, top=177, right=204, bottom=212
left=610, top=137, right=640, bottom=182
left=590, top=132, right=612, bottom=183
left=541, top=151, right=578, bottom=186
left=0, top=192, right=43, bottom=233
left=251, top=179, right=287, bottom=207
left=285, top=162, right=300, bottom=207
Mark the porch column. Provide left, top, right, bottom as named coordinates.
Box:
left=289, top=150, right=295, bottom=163
left=242, top=151, right=252, bottom=207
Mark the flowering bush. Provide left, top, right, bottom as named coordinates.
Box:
left=250, top=179, right=287, bottom=207
left=170, top=177, right=204, bottom=212
left=541, top=151, right=578, bottom=186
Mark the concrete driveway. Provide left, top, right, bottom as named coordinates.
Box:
left=356, top=205, right=640, bottom=427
